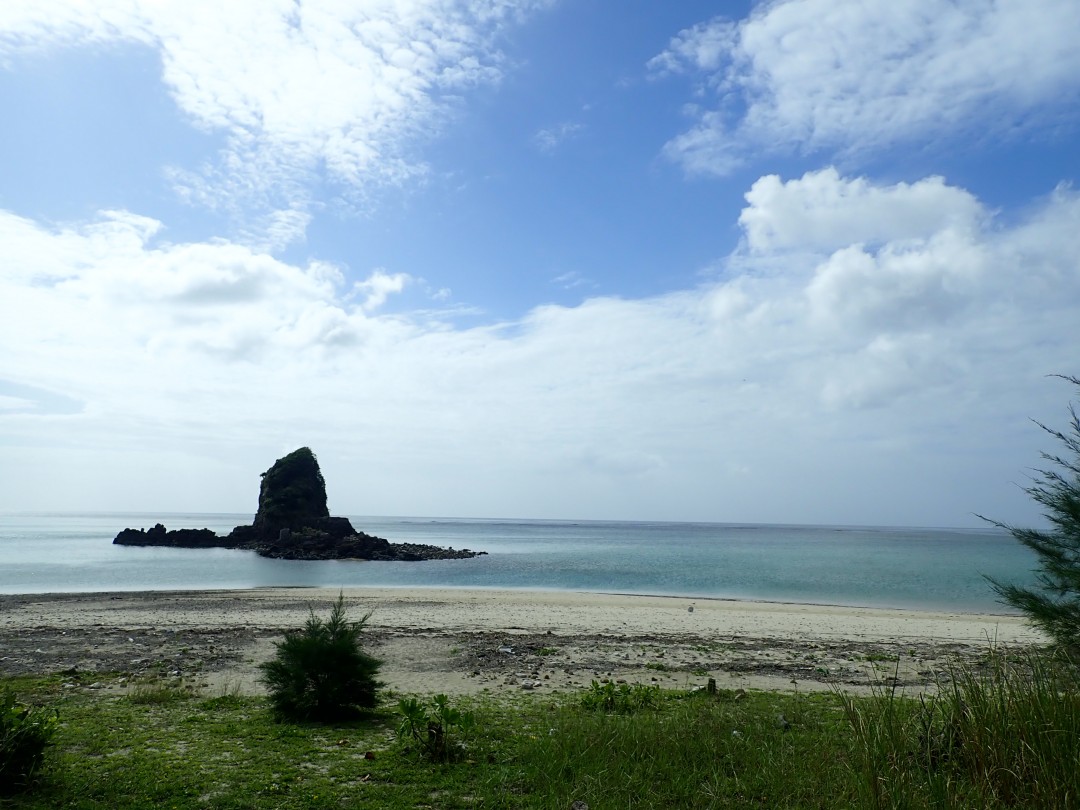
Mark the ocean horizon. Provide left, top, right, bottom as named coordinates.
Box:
left=0, top=512, right=1040, bottom=614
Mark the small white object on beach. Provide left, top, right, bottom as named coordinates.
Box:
left=497, top=645, right=514, bottom=654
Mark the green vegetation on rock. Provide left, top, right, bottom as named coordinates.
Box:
left=253, top=446, right=330, bottom=533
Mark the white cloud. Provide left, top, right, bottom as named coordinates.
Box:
left=651, top=0, right=1080, bottom=174
left=552, top=270, right=590, bottom=289
left=0, top=0, right=547, bottom=240
left=0, top=208, right=412, bottom=374
left=1, top=171, right=1077, bottom=524
left=0, top=395, right=33, bottom=412
left=534, top=121, right=584, bottom=153
left=352, top=269, right=412, bottom=312
left=739, top=168, right=984, bottom=253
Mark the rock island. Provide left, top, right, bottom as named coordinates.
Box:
left=113, top=447, right=484, bottom=562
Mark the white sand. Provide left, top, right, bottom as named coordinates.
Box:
left=0, top=588, right=1043, bottom=696
left=0, top=587, right=1039, bottom=642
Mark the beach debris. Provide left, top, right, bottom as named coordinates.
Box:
left=688, top=605, right=694, bottom=613
left=497, top=645, right=514, bottom=655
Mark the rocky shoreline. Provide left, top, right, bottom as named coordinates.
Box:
left=113, top=522, right=484, bottom=562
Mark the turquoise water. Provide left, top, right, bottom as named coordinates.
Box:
left=0, top=513, right=1039, bottom=613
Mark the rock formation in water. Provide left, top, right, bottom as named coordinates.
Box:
left=113, top=447, right=484, bottom=561
left=113, top=524, right=228, bottom=549
left=253, top=447, right=330, bottom=535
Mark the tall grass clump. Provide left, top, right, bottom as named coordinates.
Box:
left=845, top=649, right=1080, bottom=808
left=259, top=592, right=382, bottom=722
left=0, top=687, right=59, bottom=795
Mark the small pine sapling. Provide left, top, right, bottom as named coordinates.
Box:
left=260, top=593, right=383, bottom=722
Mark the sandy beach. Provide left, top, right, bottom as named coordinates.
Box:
left=0, top=588, right=1043, bottom=697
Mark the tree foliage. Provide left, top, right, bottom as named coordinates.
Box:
left=259, top=593, right=382, bottom=722
left=984, top=375, right=1080, bottom=655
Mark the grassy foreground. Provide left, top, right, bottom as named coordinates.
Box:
left=4, top=652, right=1079, bottom=809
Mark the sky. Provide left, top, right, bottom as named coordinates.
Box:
left=1, top=0, right=1079, bottom=528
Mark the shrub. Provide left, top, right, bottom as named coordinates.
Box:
left=0, top=687, right=59, bottom=794
left=259, top=593, right=382, bottom=722
left=397, top=694, right=475, bottom=761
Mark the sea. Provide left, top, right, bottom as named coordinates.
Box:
left=0, top=513, right=1040, bottom=614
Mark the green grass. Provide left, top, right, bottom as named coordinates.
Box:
left=5, top=649, right=1080, bottom=809
left=503, top=688, right=854, bottom=809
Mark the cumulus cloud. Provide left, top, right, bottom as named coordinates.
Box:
left=650, top=0, right=1080, bottom=174
left=0, top=209, right=415, bottom=377
left=2, top=170, right=1077, bottom=523
left=739, top=168, right=984, bottom=253
left=0, top=0, right=547, bottom=240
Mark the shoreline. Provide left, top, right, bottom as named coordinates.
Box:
left=0, top=582, right=1019, bottom=618
left=0, top=587, right=1044, bottom=697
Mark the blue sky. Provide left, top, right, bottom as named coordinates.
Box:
left=1, top=0, right=1079, bottom=527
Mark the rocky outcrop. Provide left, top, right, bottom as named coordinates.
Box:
left=240, top=527, right=482, bottom=561
left=249, top=447, right=330, bottom=537
left=114, top=524, right=227, bottom=549
left=112, top=448, right=485, bottom=561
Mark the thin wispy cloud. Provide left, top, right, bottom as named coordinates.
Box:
left=0, top=0, right=546, bottom=244
left=534, top=121, right=584, bottom=153
left=552, top=270, right=591, bottom=289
